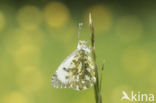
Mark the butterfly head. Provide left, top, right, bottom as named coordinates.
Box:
left=77, top=40, right=90, bottom=52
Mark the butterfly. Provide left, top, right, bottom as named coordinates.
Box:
left=52, top=40, right=96, bottom=90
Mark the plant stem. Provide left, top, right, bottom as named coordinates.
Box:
left=100, top=62, right=104, bottom=92
left=89, top=13, right=103, bottom=103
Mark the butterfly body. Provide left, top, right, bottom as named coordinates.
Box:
left=52, top=40, right=96, bottom=90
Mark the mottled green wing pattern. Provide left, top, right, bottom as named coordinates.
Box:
left=52, top=40, right=96, bottom=90
left=66, top=49, right=96, bottom=90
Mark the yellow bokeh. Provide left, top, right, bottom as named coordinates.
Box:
left=10, top=28, right=45, bottom=48
left=4, top=28, right=44, bottom=53
left=84, top=5, right=113, bottom=33
left=16, top=66, right=44, bottom=93
left=13, top=44, right=41, bottom=68
left=3, top=28, right=44, bottom=68
left=115, top=16, right=143, bottom=43
left=44, top=2, right=70, bottom=28
left=1, top=92, right=30, bottom=103
left=48, top=21, right=77, bottom=43
left=17, top=5, right=42, bottom=30
left=0, top=11, right=5, bottom=31
left=121, top=47, right=151, bottom=75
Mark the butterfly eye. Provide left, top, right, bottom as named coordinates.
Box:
left=63, top=67, right=67, bottom=71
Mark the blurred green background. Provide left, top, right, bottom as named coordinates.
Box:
left=0, top=0, right=156, bottom=103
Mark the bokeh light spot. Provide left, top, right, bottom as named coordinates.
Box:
left=44, top=2, right=70, bottom=28
left=0, top=11, right=5, bottom=31
left=17, top=6, right=42, bottom=30
left=8, top=28, right=45, bottom=48
left=16, top=66, right=44, bottom=93
left=3, top=28, right=45, bottom=69
left=84, top=5, right=113, bottom=33
left=121, top=47, right=150, bottom=75
left=13, top=44, right=41, bottom=68
left=48, top=22, right=77, bottom=43
left=2, top=92, right=30, bottom=103
left=115, top=16, right=143, bottom=42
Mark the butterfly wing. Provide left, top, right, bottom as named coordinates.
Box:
left=70, top=49, right=96, bottom=90
left=52, top=49, right=79, bottom=88
left=52, top=49, right=96, bottom=90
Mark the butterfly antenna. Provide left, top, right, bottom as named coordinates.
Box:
left=77, top=22, right=83, bottom=41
